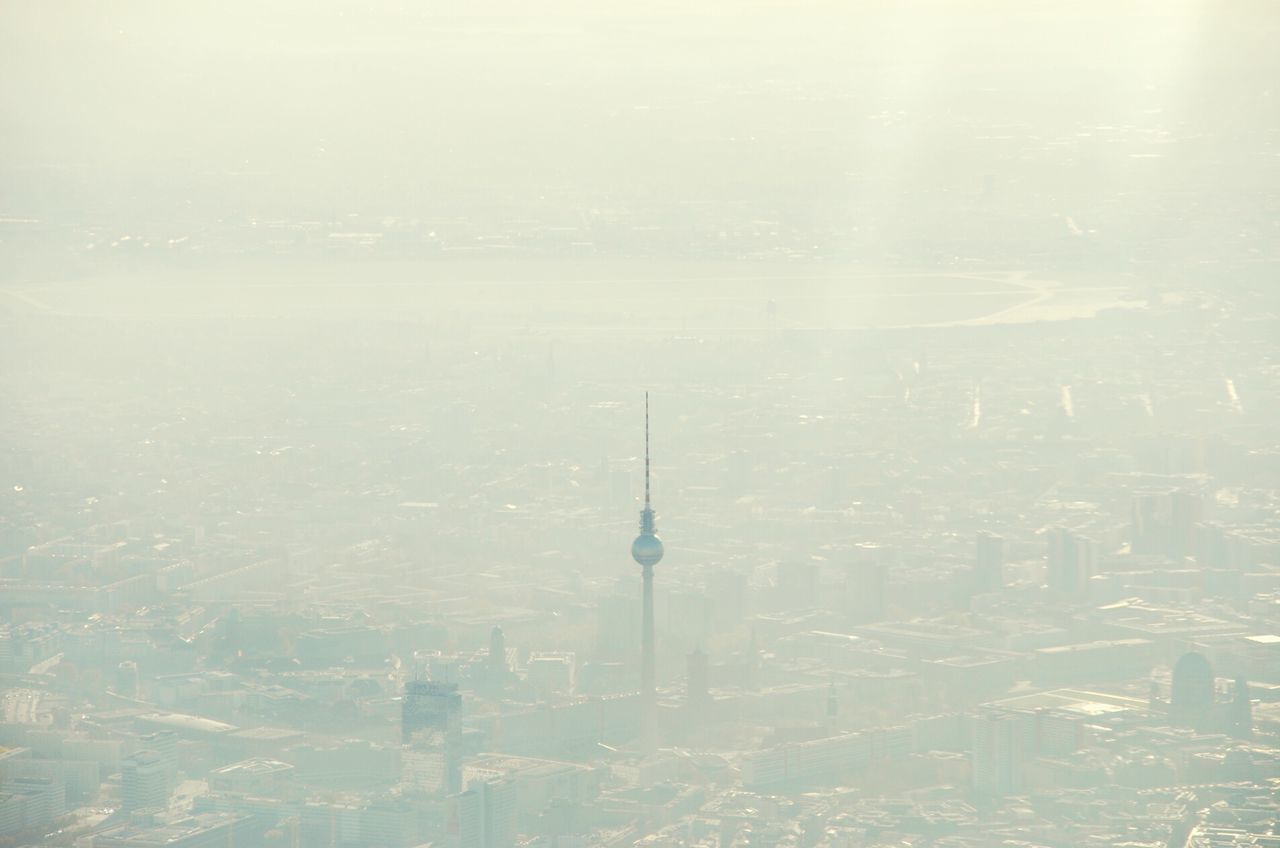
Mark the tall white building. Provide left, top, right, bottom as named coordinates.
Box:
left=138, top=730, right=178, bottom=790
left=121, top=750, right=168, bottom=812
left=457, top=778, right=517, bottom=848
left=971, top=710, right=1034, bottom=796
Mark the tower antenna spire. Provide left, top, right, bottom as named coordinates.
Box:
left=644, top=391, right=651, bottom=506
left=636, top=393, right=658, bottom=538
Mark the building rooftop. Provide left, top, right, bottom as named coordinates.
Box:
left=211, top=757, right=293, bottom=776
left=137, top=712, right=239, bottom=735
left=986, top=687, right=1149, bottom=717
left=95, top=813, right=251, bottom=847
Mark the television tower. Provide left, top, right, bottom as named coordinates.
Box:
left=631, top=393, right=664, bottom=748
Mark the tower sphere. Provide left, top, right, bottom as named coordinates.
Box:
left=632, top=533, right=664, bottom=567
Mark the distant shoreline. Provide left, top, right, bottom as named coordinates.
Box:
left=1, top=259, right=1139, bottom=332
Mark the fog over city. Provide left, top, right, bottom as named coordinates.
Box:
left=2, top=2, right=1279, bottom=847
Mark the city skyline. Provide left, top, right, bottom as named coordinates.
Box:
left=2, top=3, right=1279, bottom=847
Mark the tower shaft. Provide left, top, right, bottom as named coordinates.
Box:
left=642, top=564, right=655, bottom=698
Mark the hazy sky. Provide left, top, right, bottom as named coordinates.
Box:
left=3, top=1, right=1276, bottom=225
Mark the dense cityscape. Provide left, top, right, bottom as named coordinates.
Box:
left=2, top=3, right=1279, bottom=848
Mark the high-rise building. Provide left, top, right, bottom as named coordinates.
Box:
left=971, top=710, right=1033, bottom=797
left=1046, top=528, right=1095, bottom=596
left=1244, top=634, right=1280, bottom=683
left=139, top=730, right=178, bottom=791
left=0, top=792, right=20, bottom=838
left=457, top=778, right=517, bottom=848
left=361, top=800, right=416, bottom=848
left=420, top=652, right=461, bottom=686
left=974, top=531, right=1005, bottom=594
left=402, top=680, right=462, bottom=743
left=489, top=626, right=507, bottom=670
left=630, top=394, right=665, bottom=751
left=456, top=787, right=483, bottom=848
left=402, top=680, right=463, bottom=794
left=1170, top=651, right=1215, bottom=728
left=483, top=778, right=517, bottom=848
left=1196, top=522, right=1253, bottom=570
left=479, top=625, right=513, bottom=696
left=1229, top=677, right=1253, bottom=740
left=121, top=749, right=168, bottom=812
left=1, top=777, right=64, bottom=834
left=1131, top=488, right=1203, bottom=558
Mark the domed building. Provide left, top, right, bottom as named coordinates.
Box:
left=1161, top=651, right=1254, bottom=738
